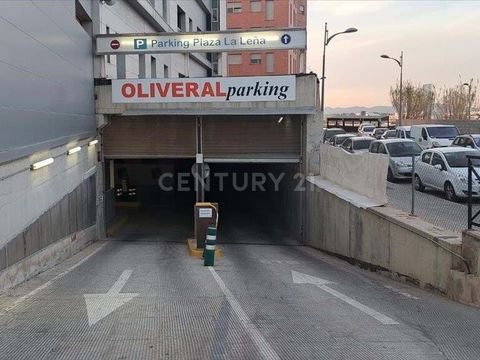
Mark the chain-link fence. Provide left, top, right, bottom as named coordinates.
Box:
left=386, top=153, right=480, bottom=233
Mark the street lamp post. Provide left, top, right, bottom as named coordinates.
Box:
left=463, top=81, right=472, bottom=120
left=381, top=52, right=404, bottom=127
left=320, top=23, right=358, bottom=115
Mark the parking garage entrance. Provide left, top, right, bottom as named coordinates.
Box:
left=97, top=74, right=320, bottom=246
left=102, top=114, right=304, bottom=245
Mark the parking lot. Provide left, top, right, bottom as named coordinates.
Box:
left=387, top=180, right=477, bottom=232
left=324, top=123, right=480, bottom=233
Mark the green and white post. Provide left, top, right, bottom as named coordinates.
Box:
left=204, top=226, right=217, bottom=266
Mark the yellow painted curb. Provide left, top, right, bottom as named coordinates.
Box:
left=187, top=238, right=223, bottom=258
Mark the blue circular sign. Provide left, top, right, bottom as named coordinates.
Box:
left=281, top=34, right=291, bottom=45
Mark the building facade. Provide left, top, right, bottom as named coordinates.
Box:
left=0, top=0, right=219, bottom=287
left=226, top=0, right=306, bottom=76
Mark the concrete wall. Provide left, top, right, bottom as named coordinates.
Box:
left=448, top=231, right=480, bottom=307
left=0, top=172, right=97, bottom=274
left=0, top=140, right=97, bottom=250
left=0, top=0, right=96, bottom=163
left=306, top=181, right=463, bottom=293
left=319, top=144, right=389, bottom=204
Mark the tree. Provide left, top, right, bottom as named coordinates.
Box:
left=435, top=80, right=478, bottom=120
left=390, top=81, right=435, bottom=121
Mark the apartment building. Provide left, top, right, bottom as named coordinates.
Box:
left=226, top=0, right=306, bottom=76
left=98, top=0, right=215, bottom=79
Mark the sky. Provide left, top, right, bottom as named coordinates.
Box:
left=306, top=0, right=480, bottom=108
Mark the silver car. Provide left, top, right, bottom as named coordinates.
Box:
left=369, top=139, right=422, bottom=181
left=341, top=136, right=375, bottom=154
left=328, top=133, right=356, bottom=147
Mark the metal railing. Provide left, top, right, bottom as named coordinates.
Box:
left=467, top=154, right=480, bottom=229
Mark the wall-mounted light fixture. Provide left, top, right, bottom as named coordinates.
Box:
left=88, top=140, right=99, bottom=146
left=31, top=158, right=54, bottom=170
left=278, top=116, right=284, bottom=123
left=67, top=146, right=82, bottom=155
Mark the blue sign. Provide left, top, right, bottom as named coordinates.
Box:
left=281, top=34, right=291, bottom=45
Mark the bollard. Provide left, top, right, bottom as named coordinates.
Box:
left=204, top=226, right=217, bottom=266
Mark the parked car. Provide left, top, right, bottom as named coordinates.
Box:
left=372, top=128, right=387, bottom=139
left=328, top=133, right=356, bottom=147
left=452, top=134, right=480, bottom=151
left=395, top=126, right=411, bottom=139
left=411, top=124, right=459, bottom=149
left=381, top=129, right=397, bottom=139
left=341, top=136, right=375, bottom=154
left=414, top=147, right=480, bottom=201
left=358, top=124, right=376, bottom=137
left=369, top=139, right=422, bottom=181
left=322, top=128, right=346, bottom=143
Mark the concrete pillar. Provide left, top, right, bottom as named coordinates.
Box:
left=91, top=0, right=105, bottom=79
left=116, top=54, right=126, bottom=79
left=138, top=54, right=146, bottom=79
left=305, top=110, right=323, bottom=176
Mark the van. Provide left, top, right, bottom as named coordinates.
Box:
left=410, top=124, right=459, bottom=149
left=395, top=126, right=411, bottom=139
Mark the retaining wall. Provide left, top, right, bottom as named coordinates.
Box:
left=306, top=181, right=463, bottom=293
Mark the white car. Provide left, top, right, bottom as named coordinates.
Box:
left=414, top=147, right=480, bottom=201
left=341, top=136, right=375, bottom=154
left=328, top=133, right=356, bottom=147
left=411, top=124, right=459, bottom=149
left=358, top=124, right=376, bottom=137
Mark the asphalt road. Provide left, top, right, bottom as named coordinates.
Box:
left=386, top=180, right=479, bottom=232
left=1, top=238, right=480, bottom=359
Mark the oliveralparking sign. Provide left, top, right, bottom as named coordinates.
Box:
left=96, top=28, right=306, bottom=55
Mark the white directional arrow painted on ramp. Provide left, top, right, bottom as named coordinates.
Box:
left=84, top=270, right=139, bottom=326
left=292, top=271, right=399, bottom=325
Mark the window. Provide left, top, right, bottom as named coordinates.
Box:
left=342, top=139, right=352, bottom=149
left=163, top=65, right=169, bottom=78
left=431, top=153, right=445, bottom=169
left=162, top=0, right=167, bottom=18
left=197, top=26, right=202, bottom=32
left=250, top=53, right=261, bottom=64
left=370, top=142, right=379, bottom=153
left=189, top=18, right=193, bottom=32
left=266, top=53, right=274, bottom=72
left=228, top=54, right=242, bottom=65
left=227, top=3, right=242, bottom=13
left=75, top=0, right=92, bottom=35
left=386, top=142, right=422, bottom=157
left=265, top=0, right=274, bottom=20
left=422, top=152, right=432, bottom=164
left=250, top=0, right=261, bottom=12
left=177, top=6, right=186, bottom=31
left=106, top=26, right=111, bottom=64
left=179, top=72, right=186, bottom=78
left=151, top=57, right=157, bottom=78
left=421, top=128, right=428, bottom=140
left=426, top=126, right=459, bottom=139
left=212, top=8, right=218, bottom=22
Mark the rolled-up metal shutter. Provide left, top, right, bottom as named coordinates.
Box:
left=202, top=115, right=301, bottom=161
left=103, top=116, right=196, bottom=158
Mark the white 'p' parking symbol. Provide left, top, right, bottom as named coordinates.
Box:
left=281, top=34, right=291, bottom=45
